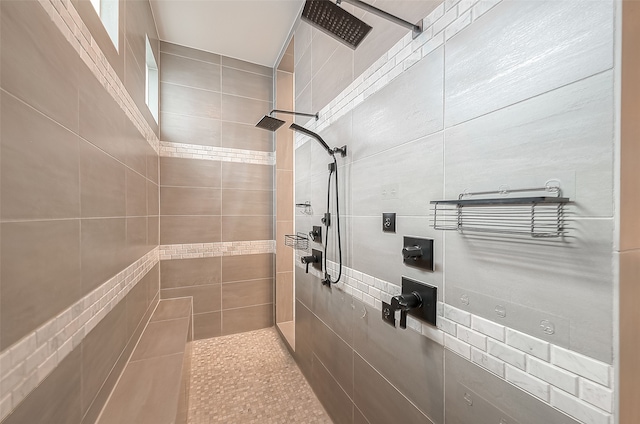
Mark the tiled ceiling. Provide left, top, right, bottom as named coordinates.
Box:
left=149, top=0, right=305, bottom=68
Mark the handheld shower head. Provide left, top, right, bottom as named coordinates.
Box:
left=289, top=123, right=347, bottom=157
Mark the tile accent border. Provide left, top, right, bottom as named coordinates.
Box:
left=295, top=255, right=614, bottom=424
left=0, top=248, right=160, bottom=420
left=37, top=0, right=160, bottom=153
left=294, top=0, right=502, bottom=149
left=160, top=240, right=276, bottom=260
left=159, top=141, right=275, bottom=166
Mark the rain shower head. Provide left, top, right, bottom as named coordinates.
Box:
left=255, top=109, right=319, bottom=132
left=301, top=0, right=372, bottom=49
left=256, top=115, right=286, bottom=132
left=300, top=0, right=423, bottom=49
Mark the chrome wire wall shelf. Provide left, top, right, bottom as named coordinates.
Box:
left=430, top=185, right=571, bottom=238
left=296, top=201, right=313, bottom=215
left=285, top=233, right=309, bottom=250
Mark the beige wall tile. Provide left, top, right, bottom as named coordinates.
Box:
left=222, top=278, right=274, bottom=310
left=161, top=82, right=221, bottom=119
left=222, top=66, right=273, bottom=101
left=221, top=162, right=273, bottom=191
left=275, top=131, right=293, bottom=171
left=161, top=41, right=221, bottom=64
left=221, top=94, right=271, bottom=125
left=160, top=215, right=221, bottom=244
left=162, top=284, right=221, bottom=314
left=221, top=215, right=273, bottom=242
left=276, top=170, right=294, bottom=221
left=276, top=272, right=294, bottom=323
left=161, top=52, right=221, bottom=92
left=131, top=318, right=190, bottom=361
left=160, top=112, right=221, bottom=147
left=0, top=220, right=81, bottom=349
left=1, top=349, right=82, bottom=424
left=147, top=180, right=159, bottom=216
left=148, top=216, right=159, bottom=246
left=221, top=121, right=273, bottom=152
left=193, top=311, right=222, bottom=339
left=79, top=65, right=128, bottom=163
left=123, top=118, right=150, bottom=177
left=79, top=140, right=127, bottom=218
left=276, top=221, right=294, bottom=273
left=126, top=169, right=148, bottom=217
left=160, top=157, right=221, bottom=188
left=221, top=56, right=272, bottom=77
left=1, top=0, right=80, bottom=131
left=311, top=353, right=354, bottom=424
left=96, top=353, right=184, bottom=424
left=161, top=187, right=221, bottom=216
left=81, top=218, right=127, bottom=294
left=82, top=302, right=128, bottom=416
left=126, top=217, right=148, bottom=263
left=221, top=189, right=273, bottom=216
left=152, top=298, right=193, bottom=322
left=222, top=253, right=274, bottom=283
left=161, top=257, right=222, bottom=289
left=1, top=92, right=80, bottom=220
left=222, top=304, right=273, bottom=335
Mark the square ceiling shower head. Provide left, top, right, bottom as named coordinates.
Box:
left=255, top=115, right=286, bottom=132
left=301, top=0, right=372, bottom=49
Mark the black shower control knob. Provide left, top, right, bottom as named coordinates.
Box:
left=402, top=245, right=422, bottom=260
left=301, top=255, right=320, bottom=273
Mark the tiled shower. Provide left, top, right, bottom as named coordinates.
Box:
left=1, top=0, right=639, bottom=424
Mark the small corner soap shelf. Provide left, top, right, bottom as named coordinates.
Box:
left=295, top=201, right=313, bottom=215
left=430, top=185, right=571, bottom=238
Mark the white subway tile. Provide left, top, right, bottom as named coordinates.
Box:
left=10, top=334, right=36, bottom=368
left=551, top=387, right=610, bottom=424
left=579, top=378, right=613, bottom=413
left=444, top=304, right=471, bottom=327
left=406, top=316, right=422, bottom=334
left=471, top=347, right=505, bottom=378
left=457, top=326, right=487, bottom=350
left=437, top=317, right=457, bottom=336
left=471, top=315, right=505, bottom=341
left=487, top=339, right=526, bottom=370
left=527, top=356, right=578, bottom=395
left=424, top=2, right=445, bottom=28
left=551, top=346, right=610, bottom=387
left=422, top=323, right=444, bottom=345
left=362, top=293, right=375, bottom=307
left=471, top=0, right=502, bottom=21
left=506, top=329, right=550, bottom=361
left=505, top=365, right=550, bottom=402
left=445, top=334, right=471, bottom=359
left=433, top=5, right=458, bottom=35
left=445, top=10, right=472, bottom=40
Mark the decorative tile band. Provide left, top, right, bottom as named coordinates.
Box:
left=38, top=0, right=160, bottom=153
left=159, top=141, right=275, bottom=166
left=294, top=255, right=613, bottom=424
left=294, top=0, right=502, bottom=149
left=160, top=240, right=276, bottom=260
left=0, top=248, right=160, bottom=420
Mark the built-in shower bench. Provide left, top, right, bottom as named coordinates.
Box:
left=96, top=298, right=193, bottom=424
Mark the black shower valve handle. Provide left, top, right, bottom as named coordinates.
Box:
left=390, top=292, right=422, bottom=329
left=301, top=254, right=320, bottom=273
left=402, top=245, right=423, bottom=261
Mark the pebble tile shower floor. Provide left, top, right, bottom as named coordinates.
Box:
left=188, top=328, right=332, bottom=423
